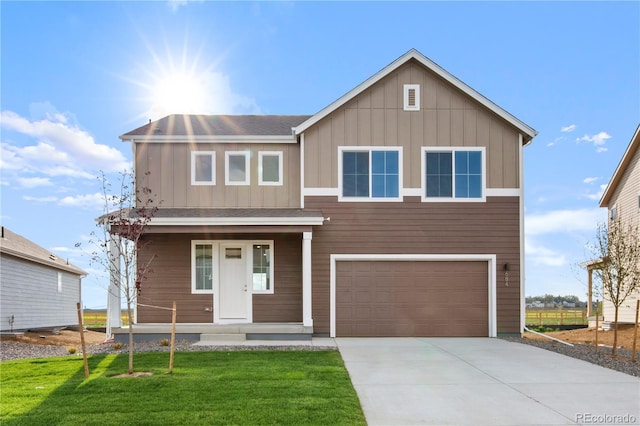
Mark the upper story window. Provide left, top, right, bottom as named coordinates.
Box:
left=339, top=147, right=401, bottom=201
left=422, top=147, right=485, bottom=202
left=404, top=84, right=420, bottom=111
left=191, top=151, right=216, bottom=185
left=225, top=151, right=250, bottom=186
left=258, top=151, right=283, bottom=186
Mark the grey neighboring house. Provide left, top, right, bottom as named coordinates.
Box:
left=0, top=226, right=86, bottom=332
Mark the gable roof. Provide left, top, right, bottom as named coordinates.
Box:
left=0, top=226, right=86, bottom=276
left=294, top=48, right=537, bottom=143
left=600, top=123, right=640, bottom=207
left=120, top=114, right=311, bottom=142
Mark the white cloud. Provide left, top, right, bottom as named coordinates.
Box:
left=167, top=0, right=202, bottom=12
left=561, top=124, right=576, bottom=133
left=58, top=193, right=106, bottom=210
left=16, top=177, right=53, bottom=188
left=525, top=240, right=567, bottom=267
left=583, top=177, right=598, bottom=184
left=23, top=195, right=58, bottom=203
left=576, top=131, right=611, bottom=151
left=0, top=109, right=130, bottom=179
left=525, top=208, right=606, bottom=236
left=584, top=184, right=607, bottom=201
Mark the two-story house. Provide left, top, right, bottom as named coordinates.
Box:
left=591, top=125, right=640, bottom=325
left=110, top=49, right=537, bottom=340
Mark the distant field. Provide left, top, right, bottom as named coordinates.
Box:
left=525, top=309, right=587, bottom=326
left=82, top=310, right=129, bottom=328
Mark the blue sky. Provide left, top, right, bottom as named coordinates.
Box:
left=1, top=1, right=638, bottom=309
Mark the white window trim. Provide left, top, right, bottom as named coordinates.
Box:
left=225, top=151, right=251, bottom=186
left=191, top=151, right=216, bottom=185
left=258, top=151, right=283, bottom=186
left=338, top=146, right=403, bottom=202
left=191, top=241, right=218, bottom=294
left=404, top=84, right=420, bottom=111
left=251, top=240, right=275, bottom=294
left=421, top=146, right=486, bottom=203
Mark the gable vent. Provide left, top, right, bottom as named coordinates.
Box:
left=404, top=84, right=420, bottom=111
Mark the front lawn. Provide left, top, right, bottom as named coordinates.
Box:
left=1, top=350, right=365, bottom=425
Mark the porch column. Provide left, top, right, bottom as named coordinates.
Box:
left=106, top=235, right=122, bottom=337
left=587, top=267, right=593, bottom=317
left=302, top=232, right=313, bottom=327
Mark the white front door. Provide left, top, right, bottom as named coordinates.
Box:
left=218, top=243, right=250, bottom=321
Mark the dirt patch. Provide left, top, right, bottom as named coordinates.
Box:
left=524, top=324, right=639, bottom=350
left=3, top=329, right=108, bottom=346
left=111, top=371, right=154, bottom=378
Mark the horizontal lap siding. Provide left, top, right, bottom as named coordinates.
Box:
left=306, top=196, right=521, bottom=335
left=136, top=233, right=302, bottom=323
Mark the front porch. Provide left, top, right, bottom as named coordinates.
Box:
left=112, top=322, right=314, bottom=343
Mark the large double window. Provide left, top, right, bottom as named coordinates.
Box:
left=422, top=148, right=484, bottom=201
left=340, top=148, right=401, bottom=200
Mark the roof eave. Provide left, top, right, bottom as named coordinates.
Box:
left=294, top=48, right=537, bottom=142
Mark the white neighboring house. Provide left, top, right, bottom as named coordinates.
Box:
left=595, top=124, right=640, bottom=324
left=0, top=226, right=86, bottom=332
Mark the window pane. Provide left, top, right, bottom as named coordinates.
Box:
left=262, top=155, right=279, bottom=182
left=425, top=152, right=452, bottom=197
left=343, top=151, right=369, bottom=197
left=372, top=150, right=399, bottom=198
left=228, top=155, right=246, bottom=182
left=195, top=154, right=212, bottom=182
left=253, top=244, right=271, bottom=291
left=455, top=151, right=482, bottom=198
left=195, top=244, right=212, bottom=290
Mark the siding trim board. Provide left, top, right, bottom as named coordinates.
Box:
left=329, top=253, right=497, bottom=338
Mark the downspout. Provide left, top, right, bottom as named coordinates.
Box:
left=523, top=326, right=574, bottom=346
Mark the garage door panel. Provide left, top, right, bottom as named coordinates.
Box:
left=336, top=260, right=489, bottom=337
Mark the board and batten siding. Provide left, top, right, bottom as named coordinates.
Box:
left=136, top=233, right=302, bottom=323
left=305, top=196, right=521, bottom=335
left=602, top=134, right=640, bottom=324
left=303, top=59, right=521, bottom=190
left=0, top=254, right=81, bottom=331
left=135, top=142, right=300, bottom=209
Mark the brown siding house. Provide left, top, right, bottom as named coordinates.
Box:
left=109, top=49, right=536, bottom=339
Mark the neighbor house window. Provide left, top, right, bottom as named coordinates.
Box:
left=192, top=243, right=214, bottom=293
left=404, top=84, right=420, bottom=111
left=225, top=151, right=250, bottom=185
left=252, top=243, right=273, bottom=293
left=191, top=151, right=216, bottom=185
left=422, top=148, right=485, bottom=201
left=258, top=151, right=283, bottom=186
left=340, top=147, right=401, bottom=200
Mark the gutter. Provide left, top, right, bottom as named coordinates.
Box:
left=523, top=326, right=574, bottom=347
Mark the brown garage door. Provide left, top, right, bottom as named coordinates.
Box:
left=336, top=261, right=488, bottom=337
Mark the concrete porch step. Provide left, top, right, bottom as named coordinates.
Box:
left=199, top=333, right=246, bottom=343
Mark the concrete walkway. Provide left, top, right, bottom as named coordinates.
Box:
left=336, top=337, right=640, bottom=425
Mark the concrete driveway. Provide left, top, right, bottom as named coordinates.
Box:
left=337, top=338, right=640, bottom=425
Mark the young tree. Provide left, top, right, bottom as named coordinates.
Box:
left=590, top=218, right=640, bottom=356
left=89, top=170, right=159, bottom=374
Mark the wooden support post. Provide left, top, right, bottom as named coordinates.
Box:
left=595, top=300, right=599, bottom=354
left=631, top=300, right=639, bottom=362
left=169, top=301, right=177, bottom=373
left=76, top=302, right=89, bottom=378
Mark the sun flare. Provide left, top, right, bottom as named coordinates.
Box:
left=152, top=72, right=207, bottom=116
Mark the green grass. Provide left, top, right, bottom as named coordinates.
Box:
left=1, top=351, right=365, bottom=425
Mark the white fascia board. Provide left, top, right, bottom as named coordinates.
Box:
left=599, top=124, right=640, bottom=207
left=149, top=216, right=325, bottom=226
left=294, top=49, right=537, bottom=141
left=120, top=135, right=296, bottom=144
